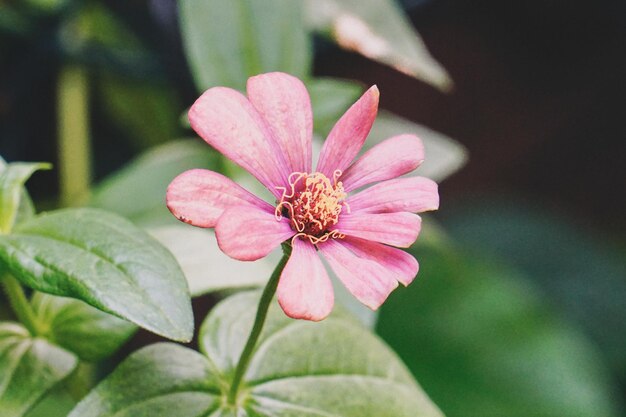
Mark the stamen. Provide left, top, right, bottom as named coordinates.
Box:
left=275, top=171, right=348, bottom=244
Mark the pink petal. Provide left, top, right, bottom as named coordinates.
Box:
left=277, top=238, right=334, bottom=321
left=345, top=177, right=439, bottom=214
left=341, top=134, right=424, bottom=192
left=166, top=169, right=273, bottom=228
left=247, top=73, right=312, bottom=173
left=316, top=86, right=379, bottom=177
left=334, top=212, right=421, bottom=248
left=341, top=237, right=419, bottom=286
left=215, top=206, right=295, bottom=261
left=189, top=87, right=290, bottom=198
left=318, top=239, right=398, bottom=310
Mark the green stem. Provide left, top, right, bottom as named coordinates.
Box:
left=227, top=247, right=291, bottom=406
left=57, top=64, right=91, bottom=207
left=2, top=274, right=41, bottom=336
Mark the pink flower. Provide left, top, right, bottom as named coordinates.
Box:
left=167, top=72, right=439, bottom=321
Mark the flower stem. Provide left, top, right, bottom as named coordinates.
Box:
left=227, top=247, right=291, bottom=406
left=2, top=274, right=41, bottom=336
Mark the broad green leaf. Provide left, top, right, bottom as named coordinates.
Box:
left=0, top=322, right=77, bottom=417
left=308, top=77, right=364, bottom=137
left=90, top=139, right=220, bottom=222
left=71, top=291, right=443, bottom=417
left=0, top=162, right=50, bottom=233
left=69, top=343, right=223, bottom=417
left=146, top=223, right=276, bottom=297
left=305, top=0, right=451, bottom=91
left=367, top=111, right=468, bottom=182
left=377, top=241, right=620, bottom=417
left=0, top=208, right=193, bottom=342
left=31, top=292, right=136, bottom=362
left=442, top=198, right=626, bottom=374
left=179, top=0, right=311, bottom=91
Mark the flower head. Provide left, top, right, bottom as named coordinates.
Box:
left=167, top=72, right=439, bottom=321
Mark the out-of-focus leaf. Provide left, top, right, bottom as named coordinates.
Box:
left=377, top=240, right=621, bottom=417
left=367, top=111, right=467, bottom=182
left=308, top=77, right=364, bottom=136
left=305, top=0, right=452, bottom=91
left=442, top=198, right=626, bottom=374
left=146, top=223, right=276, bottom=297
left=0, top=322, right=77, bottom=417
left=0, top=162, right=50, bottom=234
left=0, top=208, right=194, bottom=342
left=24, top=386, right=76, bottom=417
left=179, top=0, right=311, bottom=91
left=70, top=291, right=442, bottom=417
left=90, top=139, right=220, bottom=221
left=31, top=293, right=136, bottom=362
left=97, top=73, right=180, bottom=150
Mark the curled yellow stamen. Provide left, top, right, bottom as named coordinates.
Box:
left=275, top=171, right=348, bottom=244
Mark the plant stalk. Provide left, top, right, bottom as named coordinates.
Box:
left=227, top=247, right=291, bottom=406
left=57, top=64, right=91, bottom=206
left=2, top=274, right=41, bottom=336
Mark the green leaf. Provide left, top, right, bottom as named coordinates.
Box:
left=0, top=322, right=77, bottom=417
left=0, top=162, right=51, bottom=234
left=367, top=111, right=468, bottom=182
left=377, top=241, right=621, bottom=417
left=0, top=208, right=193, bottom=342
left=31, top=292, right=136, bottom=362
left=69, top=343, right=223, bottom=417
left=71, top=291, right=442, bottom=417
left=179, top=0, right=311, bottom=91
left=305, top=0, right=451, bottom=91
left=90, top=139, right=220, bottom=222
left=308, top=77, right=364, bottom=137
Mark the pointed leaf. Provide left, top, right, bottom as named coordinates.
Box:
left=305, top=0, right=451, bottom=90
left=0, top=208, right=194, bottom=342
left=0, top=162, right=50, bottom=233
left=0, top=322, right=77, bottom=417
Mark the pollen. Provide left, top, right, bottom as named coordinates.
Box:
left=275, top=170, right=349, bottom=244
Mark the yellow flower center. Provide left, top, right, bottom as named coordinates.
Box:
left=275, top=170, right=349, bottom=244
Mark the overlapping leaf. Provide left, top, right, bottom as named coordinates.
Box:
left=0, top=323, right=77, bottom=417
left=70, top=291, right=442, bottom=417
left=0, top=208, right=193, bottom=342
